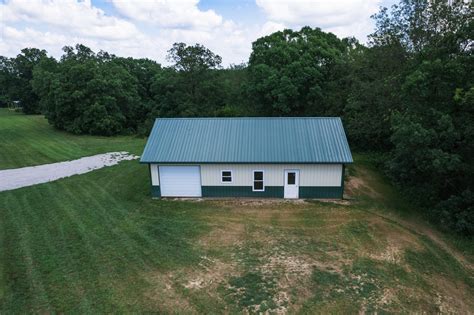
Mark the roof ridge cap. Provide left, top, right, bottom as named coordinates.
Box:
left=155, top=117, right=341, bottom=120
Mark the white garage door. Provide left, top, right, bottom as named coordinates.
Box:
left=159, top=166, right=202, bottom=197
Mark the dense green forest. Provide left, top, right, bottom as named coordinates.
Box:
left=0, top=0, right=472, bottom=235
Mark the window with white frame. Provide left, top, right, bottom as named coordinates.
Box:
left=253, top=170, right=264, bottom=191
left=221, top=170, right=232, bottom=183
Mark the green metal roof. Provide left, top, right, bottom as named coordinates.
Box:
left=140, top=117, right=353, bottom=164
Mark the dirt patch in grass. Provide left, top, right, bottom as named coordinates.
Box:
left=183, top=257, right=240, bottom=291
left=193, top=204, right=325, bottom=313
left=404, top=220, right=474, bottom=272
left=262, top=253, right=348, bottom=313
left=144, top=272, right=197, bottom=313
left=263, top=254, right=313, bottom=277
left=199, top=221, right=246, bottom=248
left=315, top=198, right=353, bottom=206
left=307, top=256, right=435, bottom=313
left=349, top=163, right=473, bottom=271
left=370, top=245, right=403, bottom=264
left=346, top=173, right=381, bottom=199
left=140, top=164, right=474, bottom=314
left=144, top=256, right=240, bottom=313
left=211, top=198, right=308, bottom=207
left=366, top=210, right=473, bottom=272
left=143, top=191, right=473, bottom=314
left=431, top=276, right=474, bottom=314
left=223, top=252, right=322, bottom=314
left=367, top=217, right=423, bottom=264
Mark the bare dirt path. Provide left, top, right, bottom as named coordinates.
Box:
left=368, top=209, right=474, bottom=272
left=0, top=152, right=139, bottom=192
left=346, top=166, right=473, bottom=272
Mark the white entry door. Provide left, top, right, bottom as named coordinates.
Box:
left=159, top=166, right=202, bottom=197
left=284, top=170, right=299, bottom=199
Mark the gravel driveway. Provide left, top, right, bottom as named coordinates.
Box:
left=0, top=152, right=139, bottom=192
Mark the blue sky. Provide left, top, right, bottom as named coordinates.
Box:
left=1, top=0, right=399, bottom=65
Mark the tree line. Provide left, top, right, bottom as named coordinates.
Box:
left=1, top=0, right=472, bottom=235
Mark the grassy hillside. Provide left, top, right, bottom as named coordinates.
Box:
left=0, top=111, right=472, bottom=313
left=0, top=109, right=144, bottom=169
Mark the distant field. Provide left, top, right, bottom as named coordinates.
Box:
left=0, top=109, right=144, bottom=169
left=0, top=110, right=473, bottom=313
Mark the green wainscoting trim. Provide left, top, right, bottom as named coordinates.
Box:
left=198, top=186, right=343, bottom=199
left=202, top=186, right=284, bottom=198
left=151, top=185, right=161, bottom=198
left=299, top=186, right=343, bottom=199
left=341, top=164, right=346, bottom=199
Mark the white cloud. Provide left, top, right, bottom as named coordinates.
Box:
left=0, top=23, right=151, bottom=59
left=110, top=0, right=256, bottom=65
left=0, top=0, right=169, bottom=62
left=1, top=26, right=67, bottom=56
left=2, top=0, right=140, bottom=40
left=109, top=0, right=253, bottom=64
left=0, top=0, right=252, bottom=65
left=256, top=0, right=381, bottom=41
left=258, top=21, right=286, bottom=38
left=111, top=0, right=222, bottom=30
left=0, top=0, right=382, bottom=65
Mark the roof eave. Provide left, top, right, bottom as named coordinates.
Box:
left=139, top=160, right=353, bottom=164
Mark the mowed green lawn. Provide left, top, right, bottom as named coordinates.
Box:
left=0, top=109, right=473, bottom=313
left=0, top=109, right=144, bottom=169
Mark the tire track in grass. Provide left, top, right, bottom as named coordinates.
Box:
left=1, top=118, right=52, bottom=167
left=73, top=181, right=155, bottom=271
left=32, top=124, right=82, bottom=160
left=17, top=191, right=55, bottom=310
left=35, top=132, right=88, bottom=162
left=58, top=183, right=104, bottom=244
left=74, top=167, right=186, bottom=308
left=52, top=182, right=115, bottom=308
left=54, top=226, right=95, bottom=312
left=30, top=142, right=69, bottom=165
left=0, top=194, right=15, bottom=311
left=0, top=200, right=6, bottom=304
left=57, top=177, right=155, bottom=311
left=84, top=167, right=208, bottom=271
left=19, top=187, right=70, bottom=308
left=4, top=194, right=52, bottom=312
left=23, top=185, right=95, bottom=313
left=22, top=116, right=77, bottom=160
left=82, top=176, right=169, bottom=268
left=81, top=169, right=183, bottom=270
left=71, top=181, right=164, bottom=308
left=357, top=206, right=473, bottom=272
left=29, top=132, right=92, bottom=167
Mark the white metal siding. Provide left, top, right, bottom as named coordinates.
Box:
left=150, top=164, right=159, bottom=185
left=159, top=166, right=202, bottom=197
left=200, top=164, right=342, bottom=187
